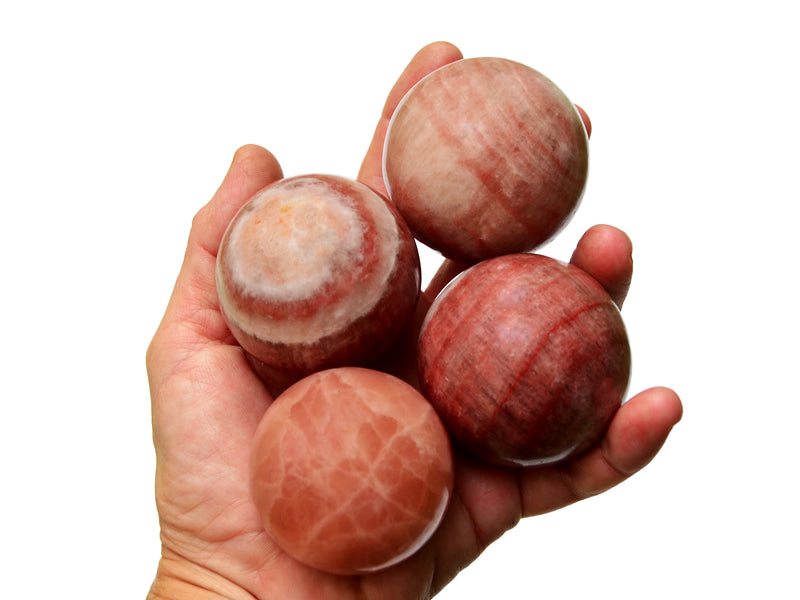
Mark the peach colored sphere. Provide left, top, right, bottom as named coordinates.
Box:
left=418, top=254, right=630, bottom=467
left=250, top=367, right=454, bottom=575
left=216, top=174, right=420, bottom=377
left=383, top=57, right=589, bottom=263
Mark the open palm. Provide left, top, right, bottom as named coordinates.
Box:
left=145, top=42, right=682, bottom=600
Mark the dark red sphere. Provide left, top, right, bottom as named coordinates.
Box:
left=417, top=253, right=630, bottom=467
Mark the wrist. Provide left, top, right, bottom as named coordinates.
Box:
left=148, top=552, right=256, bottom=600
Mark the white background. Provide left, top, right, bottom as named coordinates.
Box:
left=2, top=1, right=798, bottom=598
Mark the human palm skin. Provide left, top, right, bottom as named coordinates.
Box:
left=145, top=41, right=683, bottom=600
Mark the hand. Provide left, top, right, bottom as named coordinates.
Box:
left=145, top=41, right=683, bottom=599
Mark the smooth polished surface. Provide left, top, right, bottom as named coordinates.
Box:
left=384, top=57, right=589, bottom=263
left=216, top=175, right=420, bottom=377
left=418, top=254, right=630, bottom=467
left=250, top=367, right=454, bottom=575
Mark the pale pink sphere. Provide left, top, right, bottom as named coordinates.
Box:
left=250, top=367, right=454, bottom=575
left=418, top=254, right=630, bottom=467
left=216, top=175, right=420, bottom=377
left=383, top=57, right=589, bottom=263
